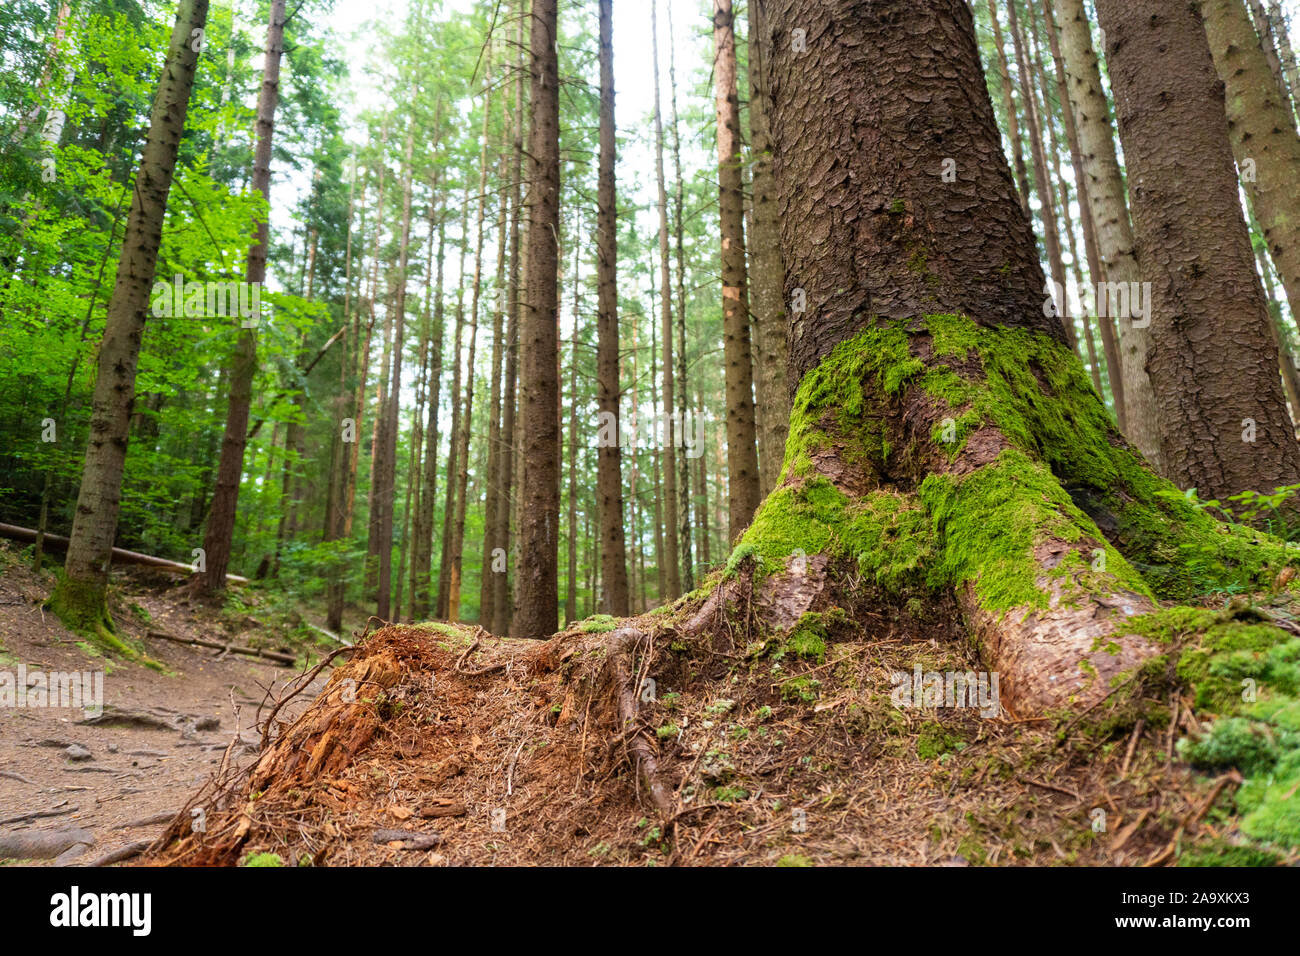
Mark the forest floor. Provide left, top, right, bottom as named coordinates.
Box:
left=2, top=540, right=1293, bottom=867
left=0, top=542, right=333, bottom=865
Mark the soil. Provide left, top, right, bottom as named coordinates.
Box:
left=0, top=545, right=330, bottom=865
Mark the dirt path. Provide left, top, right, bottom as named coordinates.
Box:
left=0, top=551, right=326, bottom=865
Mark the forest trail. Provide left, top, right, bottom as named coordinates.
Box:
left=0, top=544, right=328, bottom=865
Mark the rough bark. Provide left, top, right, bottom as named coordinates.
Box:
left=1203, top=0, right=1300, bottom=335
left=1053, top=0, right=1164, bottom=470
left=512, top=0, right=561, bottom=639
left=1096, top=0, right=1300, bottom=502
left=200, top=0, right=286, bottom=591
left=747, top=0, right=790, bottom=496
left=52, top=0, right=209, bottom=632
left=760, top=0, right=1243, bottom=715
left=713, top=0, right=762, bottom=543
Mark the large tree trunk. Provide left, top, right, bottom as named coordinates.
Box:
left=512, top=0, right=561, bottom=639
left=596, top=0, right=630, bottom=617
left=747, top=0, right=790, bottom=497
left=1203, top=0, right=1300, bottom=333
left=713, top=0, right=762, bottom=543
left=1053, top=0, right=1164, bottom=471
left=51, top=0, right=209, bottom=634
left=752, top=0, right=1286, bottom=716
left=651, top=0, right=681, bottom=601
left=200, top=0, right=286, bottom=592
left=1096, top=0, right=1300, bottom=502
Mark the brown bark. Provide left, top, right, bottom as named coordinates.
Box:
left=512, top=0, right=561, bottom=638
left=53, top=0, right=209, bottom=626
left=437, top=191, right=471, bottom=619
left=493, top=2, right=526, bottom=634
left=595, top=0, right=630, bottom=616
left=713, top=0, right=762, bottom=543
left=1095, top=0, right=1300, bottom=500
left=200, top=0, right=286, bottom=591
left=667, top=4, right=693, bottom=592
left=651, top=0, right=681, bottom=600
left=1203, top=0, right=1300, bottom=336
left=412, top=203, right=447, bottom=621
left=747, top=0, right=790, bottom=496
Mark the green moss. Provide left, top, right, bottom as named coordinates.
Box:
left=46, top=574, right=161, bottom=669
left=916, top=720, right=964, bottom=760
left=580, top=614, right=618, bottom=634
left=242, top=852, right=284, bottom=867
left=1177, top=840, right=1282, bottom=867
left=776, top=853, right=814, bottom=867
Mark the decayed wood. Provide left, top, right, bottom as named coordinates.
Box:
left=0, top=523, right=248, bottom=583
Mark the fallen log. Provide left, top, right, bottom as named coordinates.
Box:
left=145, top=631, right=296, bottom=666
left=0, top=523, right=249, bottom=583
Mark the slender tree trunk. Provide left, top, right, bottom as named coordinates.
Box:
left=595, top=0, right=631, bottom=616
left=649, top=0, right=681, bottom=600
left=1041, top=0, right=1126, bottom=427
left=437, top=190, right=471, bottom=619
left=512, top=0, right=561, bottom=638
left=413, top=203, right=447, bottom=621
left=1053, top=0, right=1163, bottom=470
left=1095, top=0, right=1300, bottom=501
left=1203, top=0, right=1300, bottom=334
left=1269, top=1, right=1300, bottom=110
left=51, top=0, right=209, bottom=630
left=667, top=4, right=693, bottom=592
left=747, top=0, right=790, bottom=497
left=450, top=55, right=494, bottom=624
left=713, top=0, right=762, bottom=543
left=200, top=0, right=286, bottom=591
left=493, top=4, right=526, bottom=634
left=987, top=0, right=1033, bottom=218
left=566, top=239, right=581, bottom=624
left=479, top=143, right=509, bottom=627
left=1247, top=0, right=1292, bottom=101
left=1007, top=0, right=1073, bottom=353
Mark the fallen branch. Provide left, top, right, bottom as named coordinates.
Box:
left=146, top=631, right=295, bottom=665
left=0, top=522, right=248, bottom=583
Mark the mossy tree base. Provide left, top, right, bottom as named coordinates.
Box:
left=714, top=314, right=1298, bottom=716
left=47, top=573, right=150, bottom=663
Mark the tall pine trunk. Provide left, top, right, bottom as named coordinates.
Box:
left=201, top=0, right=286, bottom=591
left=51, top=0, right=210, bottom=633
left=512, top=0, right=561, bottom=638
left=596, top=0, right=630, bottom=616
left=712, top=0, right=761, bottom=543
